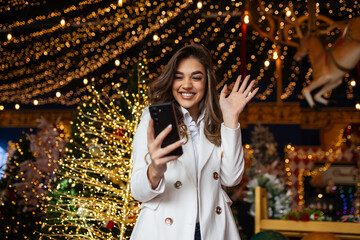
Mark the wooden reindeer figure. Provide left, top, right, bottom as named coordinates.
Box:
left=294, top=17, right=360, bottom=108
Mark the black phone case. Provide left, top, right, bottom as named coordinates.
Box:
left=149, top=102, right=183, bottom=156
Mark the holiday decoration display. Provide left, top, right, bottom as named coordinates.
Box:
left=243, top=124, right=290, bottom=220
left=245, top=173, right=291, bottom=219
left=0, top=1, right=359, bottom=111
left=248, top=124, right=281, bottom=178
left=285, top=123, right=360, bottom=222
left=0, top=118, right=66, bottom=239
left=40, top=61, right=148, bottom=239
left=246, top=0, right=360, bottom=108
left=293, top=16, right=360, bottom=108
left=282, top=207, right=328, bottom=222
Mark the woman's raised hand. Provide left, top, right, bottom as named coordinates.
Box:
left=219, top=75, right=258, bottom=129
left=146, top=119, right=183, bottom=189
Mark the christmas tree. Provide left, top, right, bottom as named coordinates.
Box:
left=0, top=118, right=66, bottom=239
left=244, top=124, right=291, bottom=219
left=40, top=60, right=148, bottom=240
left=248, top=124, right=281, bottom=178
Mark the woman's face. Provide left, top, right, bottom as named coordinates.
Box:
left=172, top=57, right=206, bottom=120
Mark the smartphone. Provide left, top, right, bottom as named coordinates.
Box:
left=149, top=102, right=183, bottom=156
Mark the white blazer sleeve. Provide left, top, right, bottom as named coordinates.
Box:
left=130, top=107, right=165, bottom=202
left=220, top=123, right=244, bottom=187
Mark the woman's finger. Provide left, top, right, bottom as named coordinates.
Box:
left=220, top=84, right=228, bottom=100
left=153, top=124, right=173, bottom=146
left=243, top=80, right=256, bottom=97
left=161, top=138, right=184, bottom=156
left=158, top=154, right=182, bottom=165
left=239, top=75, right=250, bottom=93
left=147, top=119, right=155, bottom=144
left=245, top=87, right=259, bottom=102
left=231, top=75, right=242, bottom=94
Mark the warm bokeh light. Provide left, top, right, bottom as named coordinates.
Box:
left=244, top=14, right=249, bottom=24
left=33, top=100, right=39, bottom=105
left=356, top=103, right=360, bottom=110
left=60, top=19, right=66, bottom=26
left=83, top=78, right=88, bottom=85
left=273, top=51, right=278, bottom=60
left=15, top=104, right=20, bottom=110
left=7, top=33, right=12, bottom=40
left=115, top=59, right=120, bottom=66
left=264, top=60, right=270, bottom=67
left=153, top=34, right=159, bottom=41
left=197, top=1, right=203, bottom=9
left=56, top=92, right=61, bottom=98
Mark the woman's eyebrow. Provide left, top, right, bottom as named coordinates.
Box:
left=191, top=71, right=204, bottom=75
left=174, top=70, right=204, bottom=75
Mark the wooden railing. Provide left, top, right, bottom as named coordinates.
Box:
left=255, top=186, right=360, bottom=239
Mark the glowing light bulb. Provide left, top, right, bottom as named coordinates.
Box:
left=273, top=51, right=278, bottom=59
left=197, top=1, right=202, bottom=9
left=153, top=34, right=159, bottom=41
left=83, top=78, right=88, bottom=84
left=7, top=33, right=12, bottom=40
left=56, top=92, right=61, bottom=98
left=15, top=104, right=20, bottom=110
left=118, top=0, right=123, bottom=6
left=350, top=80, right=356, bottom=87
left=60, top=19, right=66, bottom=26
left=356, top=103, right=360, bottom=110
left=264, top=60, right=270, bottom=67
left=33, top=100, right=39, bottom=105
left=0, top=105, right=4, bottom=111
left=286, top=10, right=292, bottom=17
left=115, top=59, right=120, bottom=66
left=244, top=15, right=249, bottom=24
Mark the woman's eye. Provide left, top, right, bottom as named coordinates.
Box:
left=193, top=77, right=202, bottom=80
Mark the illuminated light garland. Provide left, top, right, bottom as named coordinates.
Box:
left=0, top=0, right=107, bottom=31
left=284, top=126, right=353, bottom=206
left=40, top=61, right=148, bottom=239
left=1, top=2, right=246, bottom=106
left=0, top=0, right=44, bottom=13
left=0, top=3, right=151, bottom=69
left=0, top=1, right=358, bottom=108
left=0, top=2, right=191, bottom=103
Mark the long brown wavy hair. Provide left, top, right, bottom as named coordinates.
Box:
left=148, top=44, right=222, bottom=146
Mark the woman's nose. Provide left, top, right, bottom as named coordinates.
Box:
left=182, top=78, right=192, bottom=88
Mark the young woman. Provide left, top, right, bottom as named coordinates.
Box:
left=130, top=44, right=258, bottom=240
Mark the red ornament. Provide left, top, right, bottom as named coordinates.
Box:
left=107, top=220, right=115, bottom=229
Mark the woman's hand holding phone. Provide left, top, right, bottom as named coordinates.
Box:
left=146, top=119, right=184, bottom=189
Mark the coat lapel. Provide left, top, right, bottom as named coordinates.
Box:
left=178, top=137, right=197, bottom=186
left=198, top=121, right=215, bottom=174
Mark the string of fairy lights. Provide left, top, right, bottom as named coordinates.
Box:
left=39, top=61, right=149, bottom=239
left=284, top=125, right=359, bottom=216
left=0, top=0, right=359, bottom=111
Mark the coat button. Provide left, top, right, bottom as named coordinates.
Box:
left=174, top=181, right=182, bottom=189
left=216, top=206, right=222, bottom=215
left=165, top=217, right=173, bottom=225
left=213, top=172, right=219, bottom=180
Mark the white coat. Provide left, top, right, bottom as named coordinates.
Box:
left=130, top=107, right=244, bottom=240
